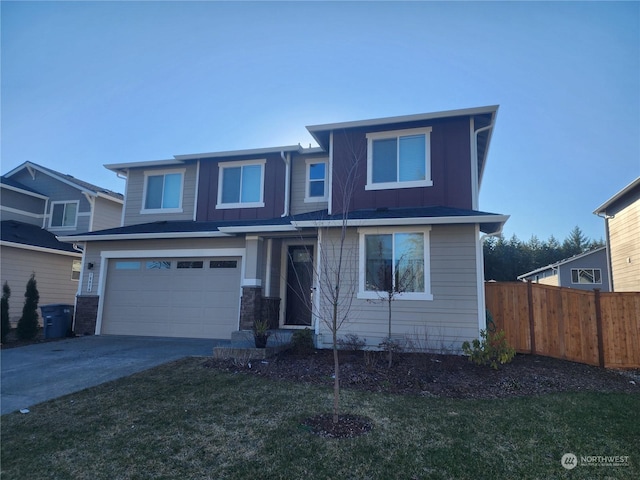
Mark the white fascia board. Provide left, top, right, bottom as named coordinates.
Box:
left=105, top=159, right=185, bottom=172
left=593, top=176, right=640, bottom=214
left=57, top=231, right=232, bottom=242
left=306, top=105, right=499, bottom=135
left=0, top=240, right=82, bottom=257
left=0, top=182, right=49, bottom=200
left=291, top=214, right=510, bottom=228
left=95, top=192, right=124, bottom=204
left=175, top=145, right=302, bottom=161
left=218, top=225, right=299, bottom=234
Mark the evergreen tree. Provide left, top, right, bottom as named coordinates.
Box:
left=562, top=226, right=589, bottom=257
left=17, top=274, right=39, bottom=340
left=1, top=281, right=11, bottom=344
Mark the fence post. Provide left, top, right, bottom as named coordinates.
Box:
left=594, top=288, right=605, bottom=368
left=527, top=281, right=536, bottom=354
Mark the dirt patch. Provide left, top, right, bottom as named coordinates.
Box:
left=205, top=349, right=639, bottom=400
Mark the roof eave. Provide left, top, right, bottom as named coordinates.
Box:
left=57, top=231, right=232, bottom=242
left=593, top=176, right=640, bottom=214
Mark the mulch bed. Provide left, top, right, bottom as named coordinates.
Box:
left=205, top=348, right=639, bottom=438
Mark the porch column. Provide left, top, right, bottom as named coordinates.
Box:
left=239, top=236, right=264, bottom=330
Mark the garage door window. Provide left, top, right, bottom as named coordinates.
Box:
left=177, top=261, right=204, bottom=269
left=115, top=261, right=141, bottom=270
left=146, top=261, right=171, bottom=270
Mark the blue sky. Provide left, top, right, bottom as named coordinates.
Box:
left=2, top=1, right=638, bottom=242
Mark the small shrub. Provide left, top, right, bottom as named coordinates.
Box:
left=17, top=273, right=39, bottom=341
left=461, top=329, right=516, bottom=370
left=291, top=328, right=314, bottom=355
left=1, top=281, right=11, bottom=343
left=337, top=333, right=366, bottom=351
left=379, top=337, right=404, bottom=368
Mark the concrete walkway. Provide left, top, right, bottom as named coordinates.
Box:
left=1, top=335, right=225, bottom=415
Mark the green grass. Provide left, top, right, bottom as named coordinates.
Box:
left=2, top=357, right=639, bottom=479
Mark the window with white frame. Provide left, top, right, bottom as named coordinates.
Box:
left=571, top=268, right=602, bottom=284
left=50, top=201, right=79, bottom=228
left=142, top=170, right=184, bottom=212
left=217, top=160, right=265, bottom=208
left=366, top=127, right=432, bottom=190
left=71, top=259, right=81, bottom=280
left=358, top=227, right=432, bottom=300
left=305, top=159, right=328, bottom=201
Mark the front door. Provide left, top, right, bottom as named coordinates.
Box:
left=285, top=245, right=314, bottom=326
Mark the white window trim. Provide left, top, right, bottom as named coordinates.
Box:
left=365, top=126, right=433, bottom=191
left=304, top=158, right=329, bottom=202
left=216, top=159, right=266, bottom=209
left=571, top=268, right=602, bottom=284
left=49, top=200, right=80, bottom=230
left=357, top=226, right=433, bottom=301
left=140, top=168, right=185, bottom=214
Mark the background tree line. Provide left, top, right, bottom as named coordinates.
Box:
left=484, top=226, right=604, bottom=282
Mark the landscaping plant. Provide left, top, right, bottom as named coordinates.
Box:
left=1, top=281, right=10, bottom=343
left=462, top=329, right=516, bottom=369
left=17, top=273, right=39, bottom=340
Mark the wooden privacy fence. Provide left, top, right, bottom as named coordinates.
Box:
left=485, top=282, right=640, bottom=369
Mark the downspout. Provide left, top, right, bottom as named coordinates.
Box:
left=281, top=151, right=291, bottom=217
left=472, top=121, right=495, bottom=211
left=82, top=192, right=96, bottom=231
left=118, top=170, right=128, bottom=227
left=42, top=198, right=49, bottom=229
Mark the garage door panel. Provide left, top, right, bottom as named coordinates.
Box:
left=102, top=256, right=241, bottom=339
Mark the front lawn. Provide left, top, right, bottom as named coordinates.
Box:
left=1, top=357, right=638, bottom=479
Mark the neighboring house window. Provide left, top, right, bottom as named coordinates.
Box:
left=305, top=159, right=328, bottom=202
left=571, top=268, right=602, bottom=284
left=358, top=226, right=433, bottom=300
left=50, top=201, right=79, bottom=228
left=71, top=259, right=81, bottom=280
left=217, top=160, right=265, bottom=209
left=142, top=170, right=184, bottom=213
left=366, top=127, right=433, bottom=191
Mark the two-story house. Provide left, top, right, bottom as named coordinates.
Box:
left=1, top=162, right=124, bottom=326
left=61, top=106, right=509, bottom=351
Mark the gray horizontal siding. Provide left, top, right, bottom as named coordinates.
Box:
left=123, top=163, right=197, bottom=226
left=92, top=197, right=123, bottom=231
left=316, top=224, right=480, bottom=353
left=290, top=156, right=329, bottom=216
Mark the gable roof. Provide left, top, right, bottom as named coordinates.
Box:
left=4, top=161, right=123, bottom=203
left=517, top=246, right=607, bottom=280
left=593, top=177, right=640, bottom=215
left=1, top=220, right=80, bottom=255
left=0, top=176, right=49, bottom=199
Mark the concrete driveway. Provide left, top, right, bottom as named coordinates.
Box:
left=1, top=335, right=225, bottom=415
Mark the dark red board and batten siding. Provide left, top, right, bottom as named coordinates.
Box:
left=331, top=116, right=473, bottom=213
left=196, top=154, right=287, bottom=222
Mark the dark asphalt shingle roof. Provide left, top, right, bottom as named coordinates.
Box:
left=62, top=206, right=506, bottom=239
left=1, top=220, right=78, bottom=253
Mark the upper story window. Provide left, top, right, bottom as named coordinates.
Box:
left=142, top=169, right=184, bottom=213
left=571, top=268, right=602, bottom=284
left=366, top=127, right=432, bottom=191
left=358, top=226, right=433, bottom=301
left=305, top=159, right=328, bottom=202
left=50, top=201, right=79, bottom=229
left=216, top=159, right=265, bottom=209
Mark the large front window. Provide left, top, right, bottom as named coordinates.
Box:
left=50, top=201, right=79, bottom=228
left=366, top=127, right=432, bottom=190
left=359, top=227, right=432, bottom=300
left=217, top=160, right=265, bottom=208
left=143, top=170, right=184, bottom=212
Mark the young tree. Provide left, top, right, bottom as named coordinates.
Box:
left=1, top=281, right=11, bottom=344
left=17, top=273, right=39, bottom=340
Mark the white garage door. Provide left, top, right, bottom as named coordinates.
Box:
left=101, top=257, right=241, bottom=338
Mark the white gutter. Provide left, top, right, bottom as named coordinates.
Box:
left=0, top=240, right=82, bottom=257
left=57, top=231, right=232, bottom=242
left=281, top=151, right=291, bottom=217
left=292, top=214, right=510, bottom=229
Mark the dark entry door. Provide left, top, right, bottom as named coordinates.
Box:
left=285, top=245, right=314, bottom=326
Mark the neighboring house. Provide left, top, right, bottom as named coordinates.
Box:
left=594, top=177, right=640, bottom=292
left=61, top=106, right=509, bottom=351
left=517, top=246, right=610, bottom=292
left=0, top=162, right=124, bottom=326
